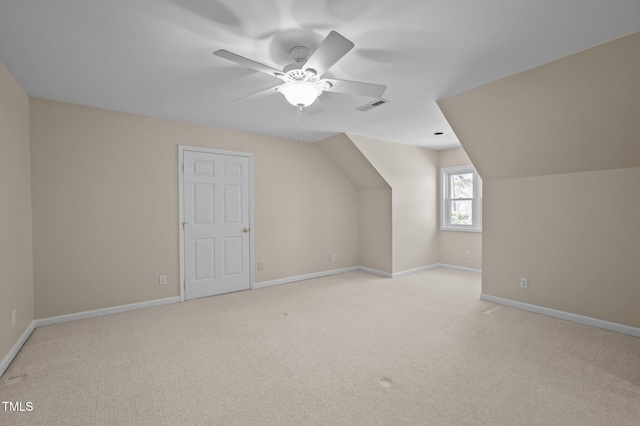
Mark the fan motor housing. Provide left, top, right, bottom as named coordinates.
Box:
left=284, top=45, right=314, bottom=75
left=289, top=46, right=311, bottom=63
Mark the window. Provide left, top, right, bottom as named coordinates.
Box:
left=441, top=165, right=482, bottom=232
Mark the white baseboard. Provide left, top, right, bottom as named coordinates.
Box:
left=364, top=263, right=479, bottom=278
left=480, top=294, right=640, bottom=338
left=254, top=267, right=360, bottom=289
left=358, top=266, right=393, bottom=278
left=438, top=263, right=482, bottom=275
left=254, top=264, right=478, bottom=287
left=1, top=296, right=180, bottom=378
left=33, top=296, right=181, bottom=328
left=392, top=264, right=440, bottom=277
left=1, top=321, right=35, bottom=378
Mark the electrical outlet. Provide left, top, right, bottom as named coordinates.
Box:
left=330, top=253, right=337, bottom=261
left=520, top=278, right=528, bottom=288
left=11, top=309, right=16, bottom=326
left=159, top=275, right=167, bottom=285
left=257, top=262, right=264, bottom=271
left=465, top=250, right=471, bottom=259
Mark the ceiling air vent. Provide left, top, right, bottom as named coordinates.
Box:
left=356, top=98, right=390, bottom=112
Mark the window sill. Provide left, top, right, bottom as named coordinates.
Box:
left=440, top=227, right=482, bottom=233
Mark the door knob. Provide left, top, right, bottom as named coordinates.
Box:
left=243, top=228, right=249, bottom=233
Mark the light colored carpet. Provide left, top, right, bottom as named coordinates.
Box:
left=1, top=269, right=639, bottom=425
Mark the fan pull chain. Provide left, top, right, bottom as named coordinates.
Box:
left=297, top=105, right=302, bottom=144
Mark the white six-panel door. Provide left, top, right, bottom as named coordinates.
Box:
left=183, top=149, right=251, bottom=300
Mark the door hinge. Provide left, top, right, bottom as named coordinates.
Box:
left=182, top=222, right=188, bottom=230
left=181, top=163, right=184, bottom=172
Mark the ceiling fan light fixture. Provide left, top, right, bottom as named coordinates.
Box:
left=279, top=81, right=322, bottom=107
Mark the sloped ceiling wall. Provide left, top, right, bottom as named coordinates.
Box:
left=438, top=31, right=640, bottom=180
left=317, top=133, right=440, bottom=274
left=316, top=134, right=390, bottom=190
left=346, top=134, right=439, bottom=273
left=317, top=134, right=392, bottom=273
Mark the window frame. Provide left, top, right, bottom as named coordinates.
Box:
left=440, top=164, right=482, bottom=232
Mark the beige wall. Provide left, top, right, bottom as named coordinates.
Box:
left=484, top=168, right=640, bottom=327
left=438, top=32, right=640, bottom=328
left=348, top=135, right=439, bottom=273
left=29, top=98, right=359, bottom=318
left=358, top=189, right=392, bottom=273
left=438, top=147, right=482, bottom=270
left=0, top=61, right=34, bottom=363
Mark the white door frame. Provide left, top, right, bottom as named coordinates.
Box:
left=178, top=145, right=255, bottom=302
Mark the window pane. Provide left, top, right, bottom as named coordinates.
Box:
left=450, top=200, right=472, bottom=225
left=451, top=173, right=473, bottom=199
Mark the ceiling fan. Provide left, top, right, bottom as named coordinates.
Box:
left=213, top=31, right=386, bottom=110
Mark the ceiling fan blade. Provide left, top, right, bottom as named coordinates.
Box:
left=234, top=84, right=282, bottom=102
left=323, top=79, right=386, bottom=98
left=214, top=50, right=286, bottom=80
left=305, top=98, right=325, bottom=115
left=303, top=31, right=354, bottom=77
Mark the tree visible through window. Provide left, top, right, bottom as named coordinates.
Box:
left=450, top=172, right=474, bottom=225
left=441, top=165, right=482, bottom=231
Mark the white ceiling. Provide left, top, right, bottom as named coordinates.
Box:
left=1, top=0, right=639, bottom=150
